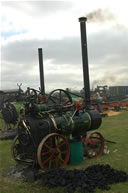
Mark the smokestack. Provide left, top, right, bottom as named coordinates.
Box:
left=79, top=17, right=91, bottom=108
left=38, top=48, right=45, bottom=94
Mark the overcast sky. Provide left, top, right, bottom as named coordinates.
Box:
left=0, top=0, right=128, bottom=92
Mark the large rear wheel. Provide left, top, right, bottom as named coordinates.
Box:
left=37, top=133, right=70, bottom=171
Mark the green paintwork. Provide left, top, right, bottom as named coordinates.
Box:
left=34, top=104, right=49, bottom=111
left=52, top=110, right=92, bottom=135
left=34, top=104, right=92, bottom=135
left=11, top=102, right=24, bottom=113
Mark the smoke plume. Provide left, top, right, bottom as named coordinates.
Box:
left=87, top=8, right=116, bottom=24
left=92, top=75, right=117, bottom=89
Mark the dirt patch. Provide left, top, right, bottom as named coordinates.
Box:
left=103, top=110, right=120, bottom=117
left=6, top=164, right=41, bottom=182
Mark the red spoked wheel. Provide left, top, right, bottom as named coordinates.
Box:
left=85, top=132, right=104, bottom=158
left=37, top=133, right=70, bottom=171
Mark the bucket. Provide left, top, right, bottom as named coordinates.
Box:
left=68, top=139, right=83, bottom=165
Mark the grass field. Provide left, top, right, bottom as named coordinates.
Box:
left=0, top=111, right=128, bottom=193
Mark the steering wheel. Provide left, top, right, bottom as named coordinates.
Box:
left=46, top=89, right=72, bottom=107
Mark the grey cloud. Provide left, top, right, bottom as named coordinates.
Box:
left=2, top=1, right=73, bottom=16
left=45, top=72, right=83, bottom=90
left=2, top=37, right=82, bottom=66
left=1, top=27, right=128, bottom=90
left=2, top=76, right=40, bottom=91
left=2, top=27, right=128, bottom=68
left=26, top=1, right=73, bottom=15
left=1, top=37, right=82, bottom=90
left=88, top=27, right=128, bottom=67
left=2, top=68, right=83, bottom=91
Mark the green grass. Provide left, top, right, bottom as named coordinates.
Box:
left=0, top=111, right=128, bottom=193
left=0, top=115, right=7, bottom=131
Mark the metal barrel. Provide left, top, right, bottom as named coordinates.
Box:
left=38, top=48, right=45, bottom=94
left=79, top=17, right=91, bottom=108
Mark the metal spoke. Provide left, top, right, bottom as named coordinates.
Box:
left=60, top=151, right=67, bottom=154
left=49, top=159, right=52, bottom=169
left=55, top=157, right=59, bottom=168
left=42, top=155, right=53, bottom=165
left=57, top=156, right=65, bottom=163
left=49, top=96, right=57, bottom=104
left=44, top=143, right=52, bottom=150
left=57, top=141, right=65, bottom=148
left=56, top=135, right=61, bottom=146
left=49, top=136, right=53, bottom=146
left=41, top=151, right=50, bottom=156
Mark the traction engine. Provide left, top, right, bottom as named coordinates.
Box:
left=11, top=17, right=104, bottom=171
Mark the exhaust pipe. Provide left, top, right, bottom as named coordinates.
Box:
left=38, top=48, right=45, bottom=94
left=79, top=17, right=91, bottom=109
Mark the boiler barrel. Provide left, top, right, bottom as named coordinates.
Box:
left=52, top=109, right=102, bottom=136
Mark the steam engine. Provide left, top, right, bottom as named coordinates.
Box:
left=11, top=17, right=103, bottom=171
left=12, top=90, right=102, bottom=170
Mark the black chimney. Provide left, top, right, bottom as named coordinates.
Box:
left=79, top=17, right=91, bottom=109
left=38, top=48, right=45, bottom=94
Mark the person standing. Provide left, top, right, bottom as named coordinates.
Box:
left=95, top=90, right=103, bottom=113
